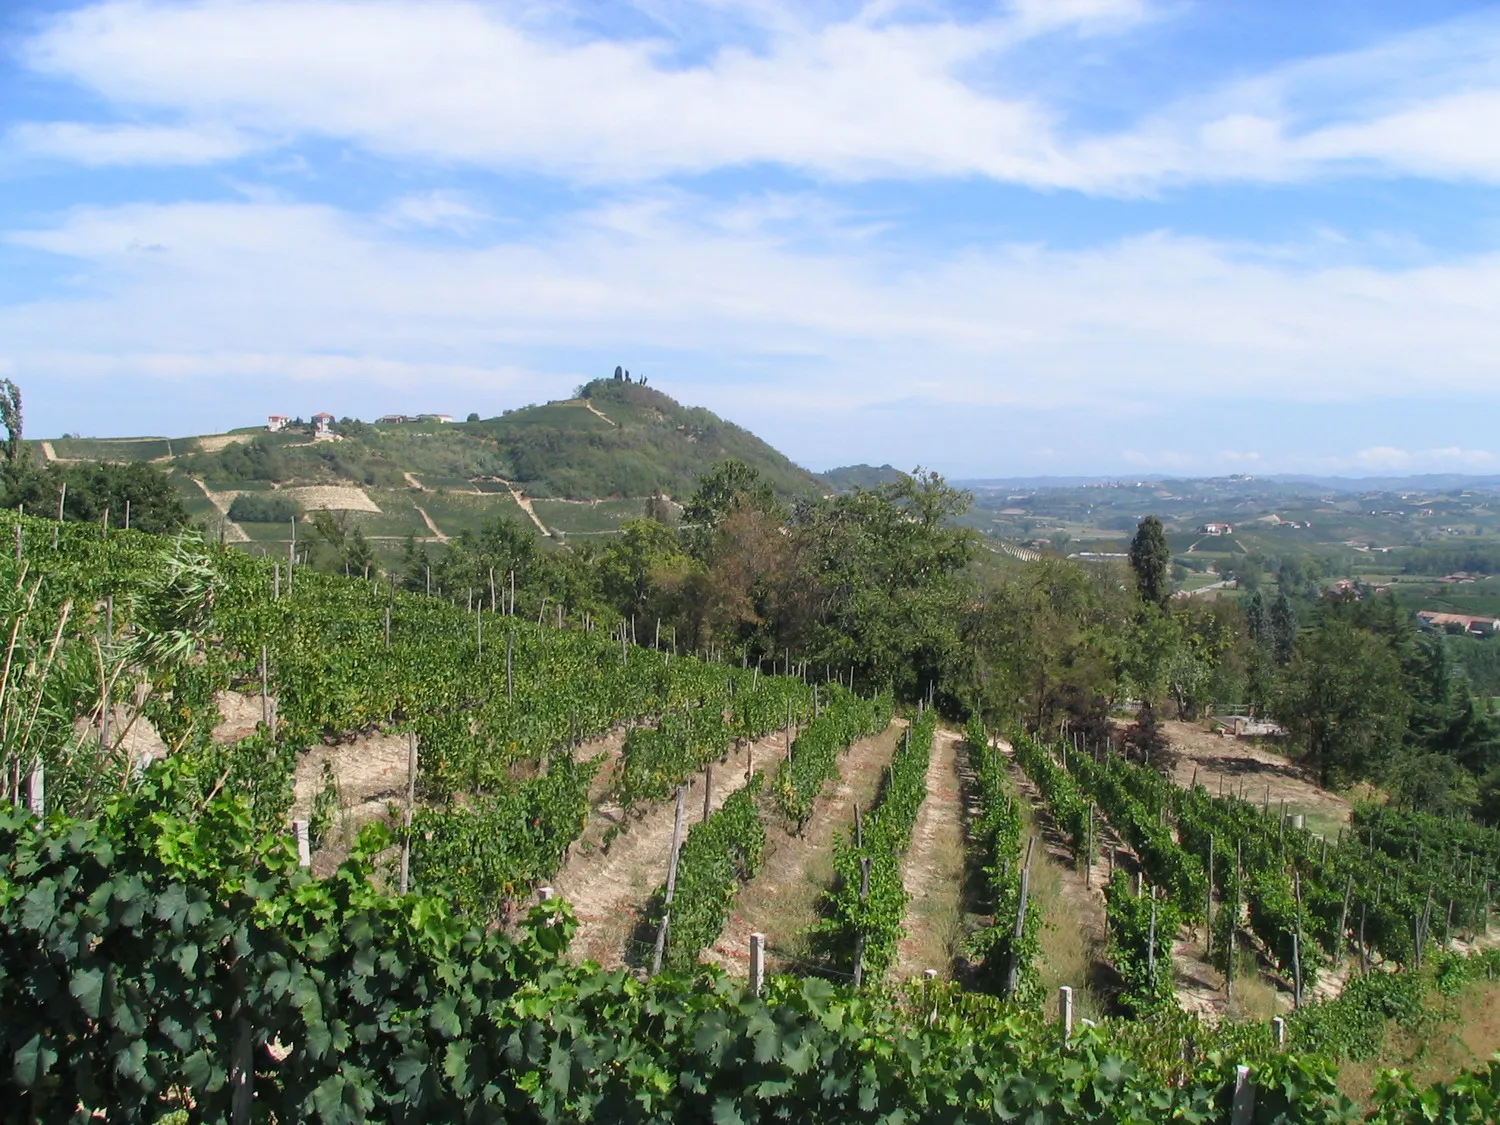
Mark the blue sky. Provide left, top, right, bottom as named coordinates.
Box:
left=3, top=0, right=1500, bottom=477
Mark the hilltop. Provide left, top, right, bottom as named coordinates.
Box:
left=33, top=378, right=825, bottom=559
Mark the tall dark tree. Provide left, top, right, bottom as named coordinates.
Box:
left=1128, top=515, right=1172, bottom=606
left=1275, top=618, right=1409, bottom=787
left=1246, top=590, right=1268, bottom=646
left=0, top=379, right=22, bottom=471
left=1269, top=590, right=1298, bottom=665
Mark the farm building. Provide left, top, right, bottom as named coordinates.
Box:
left=312, top=412, right=335, bottom=437
left=1198, top=522, right=1233, bottom=535
left=266, top=414, right=289, bottom=433
left=1416, top=611, right=1500, bottom=636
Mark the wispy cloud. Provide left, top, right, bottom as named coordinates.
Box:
left=8, top=194, right=1500, bottom=416
left=6, top=121, right=257, bottom=165
left=16, top=0, right=1500, bottom=189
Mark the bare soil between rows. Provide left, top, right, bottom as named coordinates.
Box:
left=705, top=721, right=905, bottom=977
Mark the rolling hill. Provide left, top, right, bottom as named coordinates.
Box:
left=33, top=377, right=825, bottom=560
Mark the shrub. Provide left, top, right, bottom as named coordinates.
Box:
left=227, top=492, right=302, bottom=523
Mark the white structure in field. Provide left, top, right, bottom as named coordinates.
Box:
left=267, top=415, right=290, bottom=432
left=312, top=412, right=335, bottom=437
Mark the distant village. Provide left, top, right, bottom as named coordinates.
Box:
left=266, top=411, right=454, bottom=438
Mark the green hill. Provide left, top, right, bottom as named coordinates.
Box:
left=35, top=379, right=823, bottom=555
left=819, top=463, right=906, bottom=493
left=472, top=378, right=823, bottom=501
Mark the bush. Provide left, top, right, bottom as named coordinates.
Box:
left=227, top=492, right=302, bottom=523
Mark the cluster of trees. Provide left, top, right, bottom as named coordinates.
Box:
left=0, top=380, right=188, bottom=533
left=395, top=461, right=975, bottom=702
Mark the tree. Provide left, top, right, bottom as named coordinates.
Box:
left=681, top=460, right=778, bottom=558
left=0, top=379, right=22, bottom=472
left=1275, top=618, right=1409, bottom=787
left=1128, top=516, right=1171, bottom=606
left=796, top=471, right=976, bottom=703
left=466, top=412, right=480, bottom=423
left=1269, top=591, right=1298, bottom=665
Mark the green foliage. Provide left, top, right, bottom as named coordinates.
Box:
left=473, top=378, right=823, bottom=501
left=226, top=492, right=302, bottom=523
left=3, top=459, right=189, bottom=534
left=964, top=718, right=1042, bottom=1001
left=1104, top=872, right=1180, bottom=1016
left=1278, top=617, right=1411, bottom=787
left=1, top=766, right=1395, bottom=1125
left=795, top=472, right=977, bottom=704
left=816, top=710, right=936, bottom=982
left=1129, top=515, right=1172, bottom=606
left=774, top=687, right=893, bottom=826
left=650, top=773, right=766, bottom=971
left=1012, top=731, right=1091, bottom=857
left=411, top=751, right=600, bottom=920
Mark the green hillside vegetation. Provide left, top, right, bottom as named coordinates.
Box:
left=819, top=463, right=906, bottom=492
left=469, top=378, right=823, bottom=500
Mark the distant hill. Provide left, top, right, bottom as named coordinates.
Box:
left=471, top=378, right=823, bottom=501
left=33, top=379, right=824, bottom=557
left=819, top=464, right=906, bottom=492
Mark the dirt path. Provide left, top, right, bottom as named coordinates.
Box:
left=1003, top=746, right=1112, bottom=958
left=40, top=440, right=57, bottom=462
left=413, top=504, right=449, bottom=542
left=895, top=728, right=966, bottom=981
left=501, top=483, right=550, bottom=536
left=1163, top=720, right=1352, bottom=838
left=403, top=471, right=425, bottom=491
left=552, top=728, right=794, bottom=970
left=582, top=401, right=616, bottom=426
left=191, top=478, right=250, bottom=542
left=705, top=721, right=904, bottom=976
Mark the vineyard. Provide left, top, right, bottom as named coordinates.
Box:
left=5, top=509, right=1500, bottom=1121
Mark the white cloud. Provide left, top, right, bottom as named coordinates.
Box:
left=8, top=194, right=1500, bottom=431
left=1350, top=446, right=1498, bottom=472
left=14, top=0, right=1500, bottom=189
left=6, top=120, right=256, bottom=165
left=1007, top=0, right=1152, bottom=36
left=383, top=191, right=492, bottom=232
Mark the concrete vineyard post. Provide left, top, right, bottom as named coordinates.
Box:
left=292, top=818, right=311, bottom=868
left=538, top=886, right=554, bottom=901
left=703, top=764, right=713, bottom=823
left=260, top=646, right=270, bottom=728
left=1231, top=1065, right=1254, bottom=1125
left=1272, top=1017, right=1285, bottom=1048
left=1060, top=986, right=1074, bottom=1047
left=652, top=787, right=687, bottom=975
left=506, top=629, right=515, bottom=700
left=749, top=933, right=766, bottom=996
left=27, top=760, right=43, bottom=819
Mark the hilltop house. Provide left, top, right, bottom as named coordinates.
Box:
left=312, top=412, right=335, bottom=437
left=267, top=415, right=289, bottom=433
left=1417, top=611, right=1500, bottom=637
left=1198, top=522, right=1234, bottom=536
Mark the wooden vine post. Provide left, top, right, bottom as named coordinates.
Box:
left=1206, top=833, right=1215, bottom=957
left=853, top=856, right=872, bottom=988
left=399, top=733, right=418, bottom=894
left=652, top=787, right=687, bottom=975
left=1006, top=836, right=1035, bottom=997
